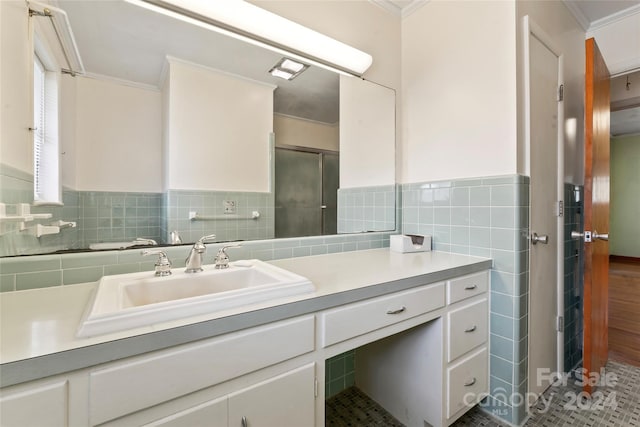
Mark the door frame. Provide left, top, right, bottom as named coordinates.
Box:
left=522, top=15, right=566, bottom=378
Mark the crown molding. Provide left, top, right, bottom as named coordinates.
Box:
left=588, top=2, right=640, bottom=33
left=369, top=0, right=428, bottom=19
left=561, top=1, right=590, bottom=31
left=83, top=72, right=161, bottom=92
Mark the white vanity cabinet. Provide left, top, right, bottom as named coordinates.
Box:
left=141, top=395, right=228, bottom=427
left=90, top=316, right=316, bottom=426
left=227, top=364, right=315, bottom=427
left=347, top=270, right=490, bottom=427
left=0, top=378, right=70, bottom=427
left=444, top=271, right=490, bottom=424
left=0, top=259, right=491, bottom=427
left=139, top=364, right=315, bottom=427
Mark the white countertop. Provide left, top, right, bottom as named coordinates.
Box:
left=0, top=249, right=491, bottom=387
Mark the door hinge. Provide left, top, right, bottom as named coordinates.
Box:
left=558, top=84, right=564, bottom=101
left=314, top=378, right=318, bottom=398
left=556, top=316, right=564, bottom=332
left=557, top=201, right=564, bottom=217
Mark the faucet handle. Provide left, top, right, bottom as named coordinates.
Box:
left=141, top=250, right=172, bottom=276
left=214, top=244, right=242, bottom=269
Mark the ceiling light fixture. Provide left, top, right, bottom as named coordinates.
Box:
left=124, top=0, right=373, bottom=77
left=269, top=58, right=308, bottom=81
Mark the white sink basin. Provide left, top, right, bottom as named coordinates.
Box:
left=77, top=260, right=314, bottom=337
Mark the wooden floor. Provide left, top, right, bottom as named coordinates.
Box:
left=608, top=256, right=640, bottom=366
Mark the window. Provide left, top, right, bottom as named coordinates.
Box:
left=32, top=52, right=61, bottom=205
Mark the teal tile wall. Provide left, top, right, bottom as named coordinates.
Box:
left=164, top=189, right=274, bottom=244
left=401, top=174, right=530, bottom=426
left=564, top=184, right=584, bottom=372
left=1, top=164, right=81, bottom=256
left=337, top=184, right=396, bottom=233
left=77, top=191, right=163, bottom=248
left=0, top=232, right=393, bottom=292
left=325, top=350, right=356, bottom=398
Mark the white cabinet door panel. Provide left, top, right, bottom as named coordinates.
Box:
left=228, top=364, right=315, bottom=427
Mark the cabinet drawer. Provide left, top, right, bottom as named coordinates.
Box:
left=321, top=283, right=445, bottom=347
left=447, top=347, right=488, bottom=419
left=447, top=298, right=488, bottom=362
left=89, top=315, right=314, bottom=425
left=0, top=380, right=68, bottom=427
left=447, top=271, right=488, bottom=304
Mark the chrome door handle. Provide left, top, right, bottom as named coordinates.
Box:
left=531, top=232, right=549, bottom=245
left=571, top=231, right=584, bottom=240
left=593, top=231, right=608, bottom=241
left=571, top=230, right=608, bottom=242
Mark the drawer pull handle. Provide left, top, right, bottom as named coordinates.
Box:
left=464, top=325, right=477, bottom=333
left=241, top=416, right=248, bottom=427
left=386, top=306, right=406, bottom=315
left=464, top=284, right=477, bottom=290
left=464, top=377, right=477, bottom=387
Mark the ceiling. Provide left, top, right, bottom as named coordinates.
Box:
left=375, top=0, right=640, bottom=26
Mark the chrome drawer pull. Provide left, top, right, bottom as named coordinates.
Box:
left=241, top=416, right=248, bottom=427
left=464, top=325, right=477, bottom=333
left=386, top=306, right=406, bottom=315
left=464, top=377, right=477, bottom=387
left=464, top=284, right=477, bottom=290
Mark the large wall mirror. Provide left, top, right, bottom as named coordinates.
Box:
left=0, top=0, right=396, bottom=257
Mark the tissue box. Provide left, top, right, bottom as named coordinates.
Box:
left=390, top=234, right=431, bottom=253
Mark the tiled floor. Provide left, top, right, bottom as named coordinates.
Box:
left=326, top=360, right=640, bottom=427
left=326, top=386, right=404, bottom=426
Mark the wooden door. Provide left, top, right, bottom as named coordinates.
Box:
left=583, top=37, right=610, bottom=394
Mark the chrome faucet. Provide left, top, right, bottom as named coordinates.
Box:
left=213, top=244, right=242, bottom=269
left=185, top=234, right=217, bottom=273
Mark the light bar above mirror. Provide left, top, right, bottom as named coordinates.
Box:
left=125, top=0, right=373, bottom=77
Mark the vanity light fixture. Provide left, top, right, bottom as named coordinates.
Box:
left=124, top=0, right=373, bottom=77
left=268, top=58, right=308, bottom=81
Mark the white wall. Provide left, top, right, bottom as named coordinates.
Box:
left=273, top=114, right=338, bottom=152
left=340, top=76, right=395, bottom=188
left=165, top=58, right=274, bottom=192
left=516, top=1, right=586, bottom=185
left=1, top=1, right=32, bottom=173
left=400, top=1, right=517, bottom=184
left=73, top=76, right=163, bottom=192
left=588, top=11, right=640, bottom=76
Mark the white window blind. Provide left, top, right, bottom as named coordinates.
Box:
left=33, top=54, right=61, bottom=205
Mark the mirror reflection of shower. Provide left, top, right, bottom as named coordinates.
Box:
left=275, top=147, right=339, bottom=238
